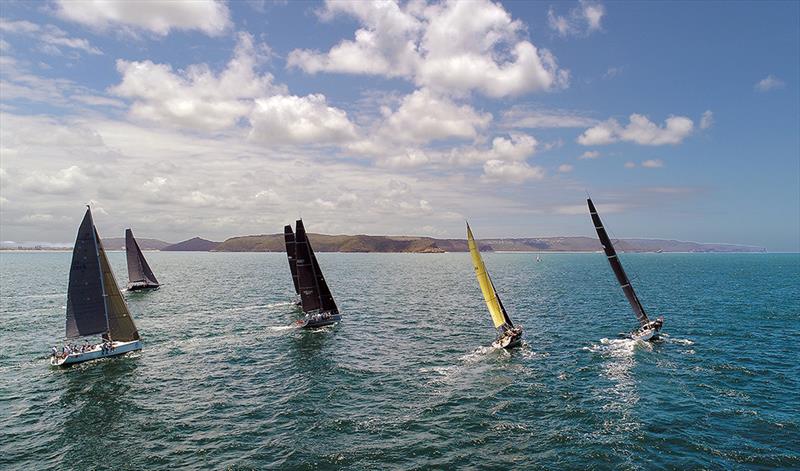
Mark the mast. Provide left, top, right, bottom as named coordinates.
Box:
left=90, top=208, right=111, bottom=334
left=284, top=225, right=300, bottom=295
left=587, top=198, right=649, bottom=326
left=126, top=228, right=159, bottom=286
left=466, top=222, right=513, bottom=333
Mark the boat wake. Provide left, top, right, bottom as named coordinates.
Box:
left=584, top=337, right=653, bottom=356
left=266, top=325, right=295, bottom=332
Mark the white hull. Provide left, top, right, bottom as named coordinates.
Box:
left=51, top=340, right=142, bottom=366
left=629, top=317, right=664, bottom=341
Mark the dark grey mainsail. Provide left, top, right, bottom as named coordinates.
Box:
left=294, top=219, right=338, bottom=314
left=588, top=198, right=649, bottom=326
left=64, top=207, right=140, bottom=341
left=125, top=228, right=159, bottom=287
left=284, top=225, right=300, bottom=295
left=65, top=209, right=108, bottom=338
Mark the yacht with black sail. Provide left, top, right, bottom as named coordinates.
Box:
left=51, top=207, right=143, bottom=366
left=283, top=224, right=301, bottom=305
left=125, top=228, right=160, bottom=291
left=292, top=219, right=341, bottom=328
left=587, top=197, right=664, bottom=341
left=467, top=222, right=523, bottom=349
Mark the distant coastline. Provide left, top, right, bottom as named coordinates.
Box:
left=1, top=233, right=767, bottom=253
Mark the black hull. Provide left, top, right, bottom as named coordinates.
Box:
left=297, top=313, right=341, bottom=329
left=127, top=283, right=160, bottom=292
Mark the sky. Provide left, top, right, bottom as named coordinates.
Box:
left=0, top=0, right=798, bottom=251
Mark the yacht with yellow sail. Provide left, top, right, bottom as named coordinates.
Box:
left=466, top=222, right=523, bottom=349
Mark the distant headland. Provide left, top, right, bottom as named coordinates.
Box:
left=1, top=234, right=765, bottom=253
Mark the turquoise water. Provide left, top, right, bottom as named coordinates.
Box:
left=1, top=251, right=798, bottom=469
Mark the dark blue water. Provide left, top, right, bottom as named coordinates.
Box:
left=1, top=252, right=798, bottom=469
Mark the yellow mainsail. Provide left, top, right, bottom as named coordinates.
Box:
left=467, top=223, right=510, bottom=330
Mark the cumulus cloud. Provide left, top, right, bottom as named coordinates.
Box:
left=288, top=0, right=568, bottom=98
left=54, top=0, right=231, bottom=36
left=558, top=164, right=573, bottom=173
left=700, top=110, right=713, bottom=130
left=578, top=113, right=694, bottom=146
left=548, top=0, right=606, bottom=37
left=641, top=159, right=664, bottom=168
left=248, top=94, right=358, bottom=145
left=500, top=105, right=597, bottom=128
left=0, top=18, right=102, bottom=56
left=482, top=159, right=544, bottom=184
left=579, top=150, right=600, bottom=159
left=378, top=88, right=492, bottom=144
left=755, top=75, right=784, bottom=92
left=21, top=166, right=88, bottom=194
left=624, top=161, right=636, bottom=168
left=110, top=33, right=285, bottom=131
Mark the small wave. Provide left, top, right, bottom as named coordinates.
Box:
left=266, top=325, right=295, bottom=332
left=460, top=344, right=510, bottom=363
left=266, top=301, right=295, bottom=308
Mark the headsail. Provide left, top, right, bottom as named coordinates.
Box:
left=294, top=220, right=338, bottom=314
left=587, top=198, right=649, bottom=326
left=284, top=225, right=300, bottom=295
left=98, top=233, right=140, bottom=341
left=125, top=228, right=159, bottom=286
left=65, top=208, right=108, bottom=338
left=466, top=223, right=513, bottom=332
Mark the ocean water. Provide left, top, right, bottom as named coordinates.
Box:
left=0, top=251, right=798, bottom=470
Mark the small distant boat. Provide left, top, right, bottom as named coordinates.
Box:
left=292, top=219, right=341, bottom=328
left=467, top=222, right=523, bottom=349
left=51, top=207, right=142, bottom=367
left=536, top=254, right=541, bottom=262
left=587, top=198, right=664, bottom=341
left=125, top=228, right=160, bottom=291
left=283, top=225, right=301, bottom=305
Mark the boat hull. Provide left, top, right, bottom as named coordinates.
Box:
left=492, top=328, right=524, bottom=349
left=296, top=312, right=341, bottom=329
left=630, top=317, right=664, bottom=341
left=51, top=340, right=142, bottom=367
left=127, top=282, right=160, bottom=291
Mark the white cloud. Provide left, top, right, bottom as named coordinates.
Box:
left=641, top=159, right=664, bottom=168
left=21, top=166, right=88, bottom=194
left=578, top=113, right=694, bottom=146
left=378, top=88, right=491, bottom=144
left=0, top=18, right=102, bottom=56
left=558, top=164, right=574, bottom=173
left=248, top=94, right=358, bottom=145
left=288, top=0, right=568, bottom=98
left=548, top=1, right=606, bottom=37
left=624, top=161, right=636, bottom=168
left=755, top=75, right=784, bottom=92
left=54, top=0, right=231, bottom=37
left=500, top=105, right=597, bottom=128
left=579, top=150, right=600, bottom=159
left=482, top=159, right=544, bottom=184
left=110, top=33, right=285, bottom=131
left=700, top=110, right=713, bottom=130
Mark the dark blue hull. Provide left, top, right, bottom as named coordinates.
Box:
left=297, top=313, right=341, bottom=329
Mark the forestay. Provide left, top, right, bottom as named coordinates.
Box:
left=467, top=223, right=514, bottom=332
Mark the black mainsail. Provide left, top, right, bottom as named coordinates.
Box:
left=588, top=198, right=649, bottom=326
left=284, top=225, right=300, bottom=296
left=294, top=219, right=338, bottom=314
left=125, top=228, right=159, bottom=288
left=65, top=208, right=140, bottom=341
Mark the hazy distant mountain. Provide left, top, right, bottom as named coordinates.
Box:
left=102, top=237, right=172, bottom=251
left=211, top=234, right=766, bottom=253
left=161, top=237, right=221, bottom=251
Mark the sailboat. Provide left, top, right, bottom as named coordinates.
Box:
left=51, top=207, right=143, bottom=366
left=293, top=219, right=341, bottom=328
left=283, top=225, right=301, bottom=305
left=467, top=222, right=523, bottom=349
left=587, top=198, right=664, bottom=341
left=125, top=228, right=160, bottom=290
